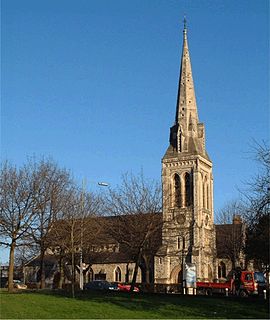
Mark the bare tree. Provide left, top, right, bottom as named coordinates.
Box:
left=61, top=191, right=81, bottom=298
left=14, top=243, right=39, bottom=267
left=245, top=214, right=269, bottom=270
left=0, top=158, right=106, bottom=293
left=216, top=200, right=246, bottom=270
left=0, top=162, right=36, bottom=292
left=216, top=200, right=244, bottom=224
left=243, top=141, right=270, bottom=226
left=28, top=159, right=73, bottom=289
left=48, top=188, right=104, bottom=297
left=104, top=172, right=162, bottom=291
left=243, top=141, right=270, bottom=270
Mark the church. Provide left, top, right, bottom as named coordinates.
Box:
left=154, top=20, right=216, bottom=284
left=25, top=22, right=245, bottom=289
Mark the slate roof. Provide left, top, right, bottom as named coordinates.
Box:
left=26, top=212, right=163, bottom=267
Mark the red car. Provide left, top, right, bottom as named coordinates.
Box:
left=118, top=283, right=139, bottom=292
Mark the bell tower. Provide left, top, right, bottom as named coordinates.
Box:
left=155, top=20, right=216, bottom=283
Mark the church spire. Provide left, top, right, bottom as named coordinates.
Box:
left=168, top=19, right=206, bottom=156
left=175, top=18, right=198, bottom=126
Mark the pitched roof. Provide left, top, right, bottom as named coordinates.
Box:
left=27, top=212, right=163, bottom=266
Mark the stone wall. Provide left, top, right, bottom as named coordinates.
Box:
left=91, top=262, right=142, bottom=283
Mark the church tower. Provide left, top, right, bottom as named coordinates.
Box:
left=155, top=21, right=216, bottom=284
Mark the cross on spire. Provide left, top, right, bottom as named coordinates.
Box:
left=183, top=15, right=187, bottom=31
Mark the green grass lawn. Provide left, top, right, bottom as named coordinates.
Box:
left=0, top=289, right=269, bottom=319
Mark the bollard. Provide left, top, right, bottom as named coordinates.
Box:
left=263, top=289, right=267, bottom=300
left=225, top=288, right=229, bottom=297
left=193, top=288, right=197, bottom=295
left=183, top=287, right=186, bottom=295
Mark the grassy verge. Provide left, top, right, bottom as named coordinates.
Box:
left=0, top=289, right=269, bottom=319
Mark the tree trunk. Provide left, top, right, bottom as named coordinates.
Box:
left=143, top=255, right=151, bottom=284
left=130, top=248, right=142, bottom=292
left=71, top=222, right=75, bottom=298
left=39, top=247, right=46, bottom=289
left=8, top=241, right=16, bottom=293
left=71, top=251, right=75, bottom=298
left=145, top=268, right=150, bottom=284
left=58, top=256, right=64, bottom=289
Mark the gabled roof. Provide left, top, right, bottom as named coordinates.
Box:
left=27, top=212, right=163, bottom=266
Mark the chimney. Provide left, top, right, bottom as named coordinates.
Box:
left=233, top=215, right=242, bottom=225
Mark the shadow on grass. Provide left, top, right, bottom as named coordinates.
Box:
left=22, top=289, right=270, bottom=319
left=104, top=294, right=269, bottom=319
left=2, top=288, right=268, bottom=319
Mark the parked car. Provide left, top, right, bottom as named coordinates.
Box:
left=0, top=277, right=8, bottom=288
left=108, top=282, right=119, bottom=291
left=6, top=280, right=27, bottom=290
left=118, top=283, right=140, bottom=292
left=84, top=280, right=118, bottom=291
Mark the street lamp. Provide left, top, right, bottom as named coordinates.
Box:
left=79, top=180, right=109, bottom=290
left=98, top=182, right=109, bottom=187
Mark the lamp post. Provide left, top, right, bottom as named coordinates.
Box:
left=181, top=235, right=186, bottom=294
left=79, top=180, right=109, bottom=290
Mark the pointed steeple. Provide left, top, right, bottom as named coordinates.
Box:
left=175, top=18, right=198, bottom=130
left=168, top=19, right=207, bottom=157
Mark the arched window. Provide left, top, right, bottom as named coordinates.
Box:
left=202, top=182, right=205, bottom=208
left=177, top=270, right=183, bottom=283
left=177, top=237, right=181, bottom=250
left=174, top=174, right=181, bottom=207
left=220, top=262, right=226, bottom=278
left=218, top=266, right=221, bottom=278
left=206, top=184, right=210, bottom=209
left=218, top=262, right=226, bottom=278
left=184, top=172, right=193, bottom=207
left=203, top=177, right=207, bottom=209
left=182, top=237, right=185, bottom=250
left=115, top=267, right=121, bottom=282
left=88, top=268, right=94, bottom=282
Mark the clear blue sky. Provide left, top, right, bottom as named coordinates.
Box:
left=1, top=0, right=269, bottom=263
